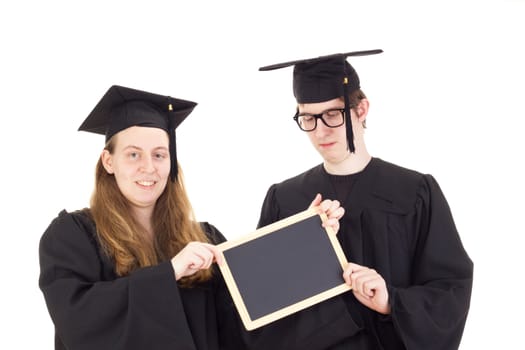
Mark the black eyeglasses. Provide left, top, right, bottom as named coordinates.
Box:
left=293, top=108, right=346, bottom=131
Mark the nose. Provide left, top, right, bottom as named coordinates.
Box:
left=140, top=155, right=156, bottom=173
left=313, top=119, right=332, bottom=137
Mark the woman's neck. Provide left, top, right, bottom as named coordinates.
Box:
left=131, top=206, right=154, bottom=238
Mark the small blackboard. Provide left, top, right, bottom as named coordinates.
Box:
left=217, top=207, right=350, bottom=330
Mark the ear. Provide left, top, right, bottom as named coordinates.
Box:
left=356, top=98, right=369, bottom=122
left=101, top=150, right=114, bottom=174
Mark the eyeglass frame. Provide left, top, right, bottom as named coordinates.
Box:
left=293, top=107, right=351, bottom=132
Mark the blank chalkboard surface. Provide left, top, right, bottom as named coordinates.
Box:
left=217, top=207, right=351, bottom=330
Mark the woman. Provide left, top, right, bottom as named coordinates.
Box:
left=39, top=85, right=349, bottom=350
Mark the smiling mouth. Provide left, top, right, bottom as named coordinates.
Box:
left=136, top=180, right=156, bottom=187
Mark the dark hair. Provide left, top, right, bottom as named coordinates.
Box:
left=349, top=89, right=367, bottom=128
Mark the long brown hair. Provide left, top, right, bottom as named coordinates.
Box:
left=89, top=137, right=212, bottom=286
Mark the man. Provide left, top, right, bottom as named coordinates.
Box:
left=257, top=50, right=473, bottom=349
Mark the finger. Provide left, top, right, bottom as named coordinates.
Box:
left=191, top=246, right=211, bottom=269
left=357, top=274, right=380, bottom=297
left=322, top=200, right=341, bottom=218
left=185, top=257, right=204, bottom=273
left=343, top=270, right=351, bottom=286
left=345, top=263, right=369, bottom=289
left=188, top=252, right=207, bottom=269
left=205, top=243, right=225, bottom=266
left=351, top=269, right=382, bottom=297
left=319, top=199, right=332, bottom=213
left=201, top=247, right=215, bottom=268
left=188, top=244, right=214, bottom=269
left=309, top=193, right=322, bottom=208
left=199, top=243, right=225, bottom=268
left=322, top=218, right=340, bottom=234
left=323, top=209, right=344, bottom=224
left=343, top=262, right=360, bottom=286
left=332, top=206, right=345, bottom=219
left=330, top=202, right=343, bottom=218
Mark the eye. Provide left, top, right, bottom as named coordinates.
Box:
left=300, top=114, right=315, bottom=122
left=154, top=152, right=168, bottom=160
left=129, top=152, right=139, bottom=159
left=325, top=109, right=340, bottom=117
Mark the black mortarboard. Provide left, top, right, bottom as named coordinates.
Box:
left=259, top=49, right=383, bottom=153
left=78, top=85, right=197, bottom=181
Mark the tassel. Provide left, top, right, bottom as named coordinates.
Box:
left=343, top=76, right=355, bottom=153
left=168, top=100, right=178, bottom=182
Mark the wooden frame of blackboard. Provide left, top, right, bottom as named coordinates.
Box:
left=217, top=207, right=351, bottom=331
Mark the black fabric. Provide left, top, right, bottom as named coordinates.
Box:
left=257, top=157, right=473, bottom=349
left=326, top=171, right=362, bottom=205
left=39, top=210, right=242, bottom=350
left=258, top=50, right=382, bottom=104
left=39, top=210, right=364, bottom=349
left=78, top=85, right=196, bottom=140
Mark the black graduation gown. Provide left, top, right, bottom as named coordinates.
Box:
left=39, top=210, right=246, bottom=350
left=257, top=158, right=473, bottom=350
left=39, top=210, right=360, bottom=350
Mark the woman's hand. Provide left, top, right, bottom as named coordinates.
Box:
left=309, top=193, right=345, bottom=234
left=171, top=242, right=224, bottom=280
left=343, top=262, right=391, bottom=315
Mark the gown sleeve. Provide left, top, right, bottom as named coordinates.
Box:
left=39, top=210, right=197, bottom=350
left=388, top=175, right=473, bottom=349
left=257, top=184, right=280, bottom=229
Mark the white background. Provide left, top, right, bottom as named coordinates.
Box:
left=1, top=1, right=524, bottom=348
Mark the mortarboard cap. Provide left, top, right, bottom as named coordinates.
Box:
left=259, top=49, right=383, bottom=153
left=78, top=85, right=197, bottom=181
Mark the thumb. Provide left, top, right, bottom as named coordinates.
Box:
left=309, top=193, right=322, bottom=208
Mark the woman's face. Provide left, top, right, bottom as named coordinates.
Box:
left=101, top=126, right=170, bottom=212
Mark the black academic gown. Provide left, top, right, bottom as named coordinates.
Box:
left=39, top=210, right=359, bottom=350
left=257, top=158, right=473, bottom=350
left=39, top=210, right=246, bottom=350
